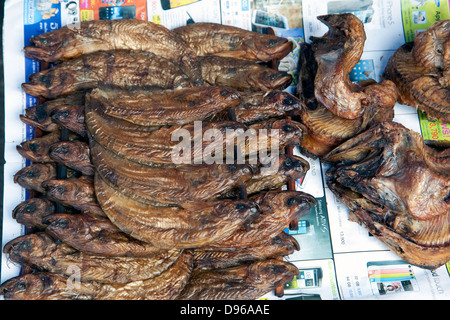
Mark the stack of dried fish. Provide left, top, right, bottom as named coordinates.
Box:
left=295, top=13, right=398, bottom=158
left=1, top=20, right=315, bottom=300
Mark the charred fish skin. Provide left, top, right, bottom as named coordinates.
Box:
left=22, top=50, right=194, bottom=99
left=12, top=197, right=56, bottom=230
left=173, top=22, right=293, bottom=62
left=24, top=19, right=203, bottom=86
left=49, top=140, right=94, bottom=176
left=87, top=85, right=241, bottom=127
left=199, top=55, right=292, bottom=91
left=177, top=259, right=299, bottom=300
left=324, top=121, right=450, bottom=269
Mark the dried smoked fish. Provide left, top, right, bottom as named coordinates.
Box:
left=94, top=173, right=261, bottom=248
left=43, top=212, right=170, bottom=258
left=14, top=163, right=57, bottom=194
left=208, top=191, right=316, bottom=249
left=0, top=250, right=193, bottom=300
left=3, top=232, right=182, bottom=284
left=173, top=22, right=293, bottom=62
left=16, top=130, right=62, bottom=163
left=41, top=176, right=104, bottom=216
left=324, top=121, right=450, bottom=269
left=177, top=259, right=298, bottom=300
left=51, top=104, right=87, bottom=138
left=210, top=90, right=301, bottom=124
left=22, top=50, right=194, bottom=99
left=86, top=103, right=246, bottom=165
left=49, top=140, right=94, bottom=176
left=12, top=197, right=56, bottom=230
left=193, top=232, right=299, bottom=270
left=24, top=19, right=203, bottom=85
left=20, top=91, right=87, bottom=132
left=90, top=142, right=253, bottom=206
left=199, top=55, right=292, bottom=91
left=88, top=85, right=240, bottom=127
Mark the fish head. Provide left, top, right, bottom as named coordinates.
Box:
left=247, top=259, right=299, bottom=287
left=42, top=213, right=81, bottom=240
left=0, top=273, right=65, bottom=300
left=270, top=232, right=300, bottom=253
left=252, top=69, right=293, bottom=91
left=12, top=198, right=55, bottom=228
left=13, top=164, right=57, bottom=193
left=264, top=91, right=302, bottom=113
left=3, top=233, right=57, bottom=265
left=269, top=119, right=304, bottom=147
left=246, top=36, right=293, bottom=61
left=254, top=191, right=316, bottom=220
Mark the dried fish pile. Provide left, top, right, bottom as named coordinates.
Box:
left=384, top=19, right=450, bottom=124
left=1, top=20, right=315, bottom=300
left=294, top=13, right=397, bottom=158
left=293, top=14, right=449, bottom=270
left=324, top=122, right=450, bottom=270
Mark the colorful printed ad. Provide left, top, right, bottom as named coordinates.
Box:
left=401, top=0, right=450, bottom=42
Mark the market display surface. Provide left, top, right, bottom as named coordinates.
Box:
left=1, top=0, right=449, bottom=300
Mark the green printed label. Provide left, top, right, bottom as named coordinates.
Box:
left=419, top=110, right=450, bottom=142
left=401, top=0, right=450, bottom=42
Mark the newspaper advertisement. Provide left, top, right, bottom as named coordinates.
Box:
left=1, top=0, right=449, bottom=300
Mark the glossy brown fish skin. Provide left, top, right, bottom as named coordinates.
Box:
left=0, top=250, right=193, bottom=300
left=324, top=121, right=450, bottom=269
left=223, top=154, right=310, bottom=198
left=207, top=191, right=316, bottom=249
left=193, top=232, right=299, bottom=271
left=51, top=104, right=87, bottom=138
left=199, top=55, right=292, bottom=91
left=19, top=91, right=87, bottom=132
left=3, top=232, right=182, bottom=284
left=49, top=140, right=94, bottom=176
left=12, top=197, right=56, bottom=230
left=41, top=176, right=104, bottom=216
left=24, top=19, right=203, bottom=86
left=173, top=22, right=293, bottom=62
left=14, top=163, right=57, bottom=193
left=88, top=85, right=240, bottom=127
left=211, top=90, right=301, bottom=124
left=177, top=259, right=299, bottom=300
left=311, top=14, right=397, bottom=120
left=90, top=142, right=253, bottom=206
left=86, top=103, right=247, bottom=166
left=22, top=50, right=194, bottom=99
left=16, top=130, right=62, bottom=163
left=95, top=173, right=261, bottom=248
left=43, top=212, right=168, bottom=258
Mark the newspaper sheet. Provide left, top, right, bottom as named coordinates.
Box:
left=1, top=0, right=449, bottom=300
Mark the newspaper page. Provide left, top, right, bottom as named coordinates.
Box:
left=1, top=0, right=449, bottom=300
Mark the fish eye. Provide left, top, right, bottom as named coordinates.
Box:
left=268, top=39, right=279, bottom=47
left=26, top=170, right=37, bottom=178
left=235, top=203, right=248, bottom=211
left=24, top=203, right=36, bottom=213
left=282, top=124, right=294, bottom=132
left=269, top=73, right=279, bottom=81
left=56, top=186, right=65, bottom=194
left=16, top=280, right=27, bottom=291
left=282, top=97, right=296, bottom=105
left=28, top=143, right=38, bottom=152
left=287, top=197, right=298, bottom=206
